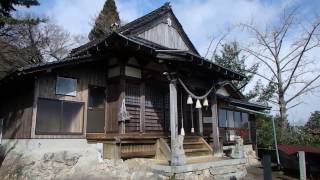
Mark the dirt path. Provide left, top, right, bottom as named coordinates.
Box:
left=244, top=165, right=298, bottom=180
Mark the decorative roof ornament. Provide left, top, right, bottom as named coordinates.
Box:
left=110, top=22, right=120, bottom=31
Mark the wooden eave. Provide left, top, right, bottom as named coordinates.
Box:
left=1, top=32, right=245, bottom=85
left=217, top=94, right=271, bottom=111
left=155, top=50, right=245, bottom=81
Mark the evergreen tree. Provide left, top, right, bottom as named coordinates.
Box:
left=88, top=0, right=120, bottom=40
left=306, top=111, right=320, bottom=129
left=215, top=41, right=259, bottom=98
left=0, top=0, right=39, bottom=27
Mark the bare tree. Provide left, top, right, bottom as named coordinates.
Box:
left=39, top=22, right=87, bottom=61
left=1, top=14, right=87, bottom=63
left=241, top=9, right=320, bottom=131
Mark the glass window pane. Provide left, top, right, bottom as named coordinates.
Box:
left=61, top=101, right=83, bottom=133
left=241, top=113, right=249, bottom=128
left=227, top=110, right=234, bottom=128
left=35, top=98, right=83, bottom=135
left=234, top=111, right=241, bottom=128
left=218, top=109, right=227, bottom=127
left=89, top=87, right=105, bottom=109
left=36, top=99, right=61, bottom=134
left=56, top=77, right=77, bottom=96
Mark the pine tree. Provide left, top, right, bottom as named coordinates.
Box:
left=0, top=0, right=40, bottom=27
left=306, top=111, right=320, bottom=130
left=215, top=41, right=259, bottom=98
left=88, top=0, right=120, bottom=40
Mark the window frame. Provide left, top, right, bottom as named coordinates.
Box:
left=218, top=108, right=249, bottom=129
left=55, top=76, right=78, bottom=97
left=35, top=98, right=84, bottom=135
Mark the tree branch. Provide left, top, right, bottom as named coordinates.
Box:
left=283, top=21, right=320, bottom=92
left=286, top=75, right=320, bottom=103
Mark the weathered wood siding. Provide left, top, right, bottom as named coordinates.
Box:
left=125, top=106, right=140, bottom=132
left=144, top=84, right=167, bottom=132
left=34, top=64, right=107, bottom=138
left=106, top=81, right=120, bottom=133
left=138, top=23, right=189, bottom=50
left=0, top=78, right=34, bottom=139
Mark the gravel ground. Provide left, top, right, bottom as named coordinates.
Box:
left=244, top=165, right=298, bottom=180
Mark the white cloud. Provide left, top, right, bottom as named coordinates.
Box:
left=45, top=0, right=105, bottom=36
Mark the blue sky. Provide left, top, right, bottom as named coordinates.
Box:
left=17, top=0, right=320, bottom=124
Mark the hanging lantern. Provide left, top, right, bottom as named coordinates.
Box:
left=187, top=95, right=193, bottom=104
left=191, top=127, right=195, bottom=133
left=203, top=97, right=209, bottom=107
left=195, top=99, right=202, bottom=109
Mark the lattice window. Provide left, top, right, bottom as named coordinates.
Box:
left=164, top=93, right=169, bottom=109
left=145, top=86, right=164, bottom=108
left=125, top=83, right=140, bottom=106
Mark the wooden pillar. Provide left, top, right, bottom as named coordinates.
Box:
left=298, top=151, right=306, bottom=180
left=211, top=94, right=220, bottom=154
left=169, top=77, right=186, bottom=166
left=31, top=77, right=39, bottom=138
left=249, top=114, right=257, bottom=150
left=169, top=79, right=178, bottom=140
left=119, top=63, right=126, bottom=134
left=198, top=109, right=203, bottom=136
left=262, top=154, right=272, bottom=180
left=139, top=82, right=145, bottom=133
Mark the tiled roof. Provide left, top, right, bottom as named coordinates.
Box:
left=278, top=144, right=320, bottom=155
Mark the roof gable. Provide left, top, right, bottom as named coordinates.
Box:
left=118, top=3, right=199, bottom=54
left=218, top=82, right=244, bottom=99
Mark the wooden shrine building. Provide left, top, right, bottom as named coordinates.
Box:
left=0, top=3, right=269, bottom=165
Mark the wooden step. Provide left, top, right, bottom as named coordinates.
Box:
left=121, top=151, right=155, bottom=159
left=155, top=136, right=213, bottom=159
left=185, top=148, right=211, bottom=157
left=183, top=141, right=203, bottom=145
left=183, top=144, right=204, bottom=149
left=185, top=148, right=210, bottom=153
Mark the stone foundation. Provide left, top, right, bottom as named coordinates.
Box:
left=0, top=139, right=249, bottom=179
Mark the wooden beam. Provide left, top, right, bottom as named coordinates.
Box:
left=30, top=77, right=39, bottom=138
left=211, top=94, right=221, bottom=154
left=140, top=82, right=145, bottom=133
left=198, top=108, right=203, bottom=136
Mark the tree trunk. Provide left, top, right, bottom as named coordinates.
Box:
left=276, top=57, right=288, bottom=133
left=278, top=91, right=288, bottom=132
